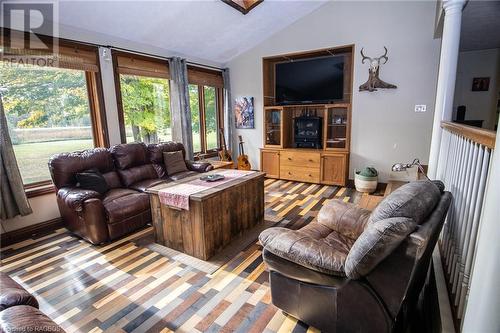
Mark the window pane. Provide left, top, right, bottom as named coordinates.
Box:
left=204, top=86, right=218, bottom=151
left=189, top=84, right=201, bottom=153
left=0, top=64, right=93, bottom=184
left=120, top=75, right=171, bottom=144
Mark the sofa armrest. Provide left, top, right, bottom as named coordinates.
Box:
left=259, top=227, right=347, bottom=277
left=317, top=199, right=371, bottom=239
left=57, top=187, right=102, bottom=212
left=185, top=160, right=214, bottom=173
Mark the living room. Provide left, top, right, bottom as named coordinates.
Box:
left=0, top=1, right=499, bottom=332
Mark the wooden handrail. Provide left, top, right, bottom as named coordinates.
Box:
left=441, top=121, right=496, bottom=149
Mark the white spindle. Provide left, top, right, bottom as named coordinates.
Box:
left=437, top=125, right=494, bottom=325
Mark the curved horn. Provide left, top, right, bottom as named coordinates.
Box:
left=360, top=48, right=372, bottom=64
left=377, top=46, right=389, bottom=64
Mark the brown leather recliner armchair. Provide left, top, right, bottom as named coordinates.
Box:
left=49, top=142, right=212, bottom=245
left=259, top=180, right=452, bottom=333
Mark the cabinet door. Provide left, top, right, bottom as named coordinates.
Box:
left=321, top=154, right=347, bottom=186
left=261, top=150, right=280, bottom=178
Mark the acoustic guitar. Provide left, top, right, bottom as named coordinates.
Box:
left=218, top=128, right=232, bottom=162
left=237, top=135, right=251, bottom=170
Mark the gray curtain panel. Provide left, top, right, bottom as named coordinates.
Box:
left=222, top=68, right=233, bottom=153
left=0, top=92, right=32, bottom=219
left=169, top=57, right=194, bottom=159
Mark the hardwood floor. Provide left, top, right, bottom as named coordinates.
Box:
left=0, top=179, right=368, bottom=333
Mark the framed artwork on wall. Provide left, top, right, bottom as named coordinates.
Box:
left=471, top=77, right=490, bottom=91
left=234, top=97, right=255, bottom=129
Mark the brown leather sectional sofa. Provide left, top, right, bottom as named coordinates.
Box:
left=48, top=142, right=213, bottom=245
left=260, top=180, right=452, bottom=333
left=0, top=272, right=64, bottom=332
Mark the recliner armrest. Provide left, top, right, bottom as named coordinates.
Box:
left=185, top=160, right=214, bottom=173
left=57, top=187, right=102, bottom=212
left=317, top=199, right=371, bottom=239
left=259, top=227, right=347, bottom=277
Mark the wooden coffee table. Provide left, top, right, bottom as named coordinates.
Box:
left=146, top=171, right=265, bottom=260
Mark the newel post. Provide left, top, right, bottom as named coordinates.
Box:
left=427, top=0, right=466, bottom=179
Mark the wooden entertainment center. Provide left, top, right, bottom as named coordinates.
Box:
left=260, top=45, right=354, bottom=186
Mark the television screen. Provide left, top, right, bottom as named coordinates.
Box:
left=275, top=56, right=344, bottom=105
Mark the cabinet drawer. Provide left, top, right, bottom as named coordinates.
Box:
left=280, top=166, right=320, bottom=183
left=280, top=151, right=320, bottom=167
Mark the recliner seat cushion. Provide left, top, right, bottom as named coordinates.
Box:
left=370, top=180, right=441, bottom=225
left=259, top=226, right=350, bottom=277
left=102, top=188, right=139, bottom=204
left=103, top=192, right=150, bottom=224
left=168, top=171, right=197, bottom=181
left=129, top=178, right=166, bottom=192
left=345, top=217, right=417, bottom=279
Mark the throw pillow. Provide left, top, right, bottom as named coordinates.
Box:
left=344, top=217, right=417, bottom=279
left=163, top=151, right=188, bottom=176
left=76, top=168, right=109, bottom=195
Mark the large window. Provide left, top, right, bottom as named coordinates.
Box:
left=119, top=75, right=171, bottom=143
left=114, top=52, right=171, bottom=144
left=189, top=84, right=221, bottom=155
left=0, top=38, right=106, bottom=187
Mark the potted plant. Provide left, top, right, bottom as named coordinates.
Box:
left=355, top=167, right=378, bottom=193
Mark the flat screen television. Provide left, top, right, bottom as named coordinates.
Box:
left=275, top=55, right=344, bottom=105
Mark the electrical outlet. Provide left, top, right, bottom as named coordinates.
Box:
left=415, top=105, right=427, bottom=112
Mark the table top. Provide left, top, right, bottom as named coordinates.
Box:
left=146, top=170, right=265, bottom=201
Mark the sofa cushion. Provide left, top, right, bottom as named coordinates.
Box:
left=163, top=151, right=188, bottom=176
left=129, top=179, right=167, bottom=192
left=370, top=180, right=441, bottom=225
left=0, top=273, right=38, bottom=311
left=102, top=171, right=122, bottom=189
left=76, top=169, right=109, bottom=195
left=0, top=305, right=64, bottom=333
left=259, top=226, right=351, bottom=277
left=111, top=142, right=148, bottom=170
left=317, top=200, right=371, bottom=240
left=103, top=192, right=150, bottom=224
left=49, top=148, right=115, bottom=189
left=117, top=164, right=158, bottom=187
left=168, top=171, right=197, bottom=181
left=345, top=217, right=417, bottom=279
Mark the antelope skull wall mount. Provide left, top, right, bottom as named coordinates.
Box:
left=359, top=47, right=397, bottom=92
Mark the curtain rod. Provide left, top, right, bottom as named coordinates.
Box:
left=109, top=46, right=224, bottom=72
left=4, top=29, right=225, bottom=71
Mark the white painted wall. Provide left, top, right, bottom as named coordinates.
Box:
left=227, top=1, right=441, bottom=182
left=453, top=48, right=500, bottom=130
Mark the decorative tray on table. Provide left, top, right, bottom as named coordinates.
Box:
left=200, top=174, right=225, bottom=182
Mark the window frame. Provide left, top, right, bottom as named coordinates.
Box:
left=1, top=30, right=109, bottom=195
left=191, top=84, right=224, bottom=158
left=112, top=50, right=171, bottom=144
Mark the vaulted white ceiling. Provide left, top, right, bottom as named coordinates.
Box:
left=461, top=0, right=500, bottom=51
left=54, top=0, right=329, bottom=66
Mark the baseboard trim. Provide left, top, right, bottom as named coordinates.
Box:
left=1, top=217, right=64, bottom=247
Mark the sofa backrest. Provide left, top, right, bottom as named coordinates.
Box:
left=48, top=148, right=117, bottom=189
left=147, top=142, right=186, bottom=178
left=369, top=180, right=442, bottom=225
left=110, top=142, right=158, bottom=187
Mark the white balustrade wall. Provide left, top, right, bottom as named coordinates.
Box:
left=436, top=127, right=494, bottom=324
